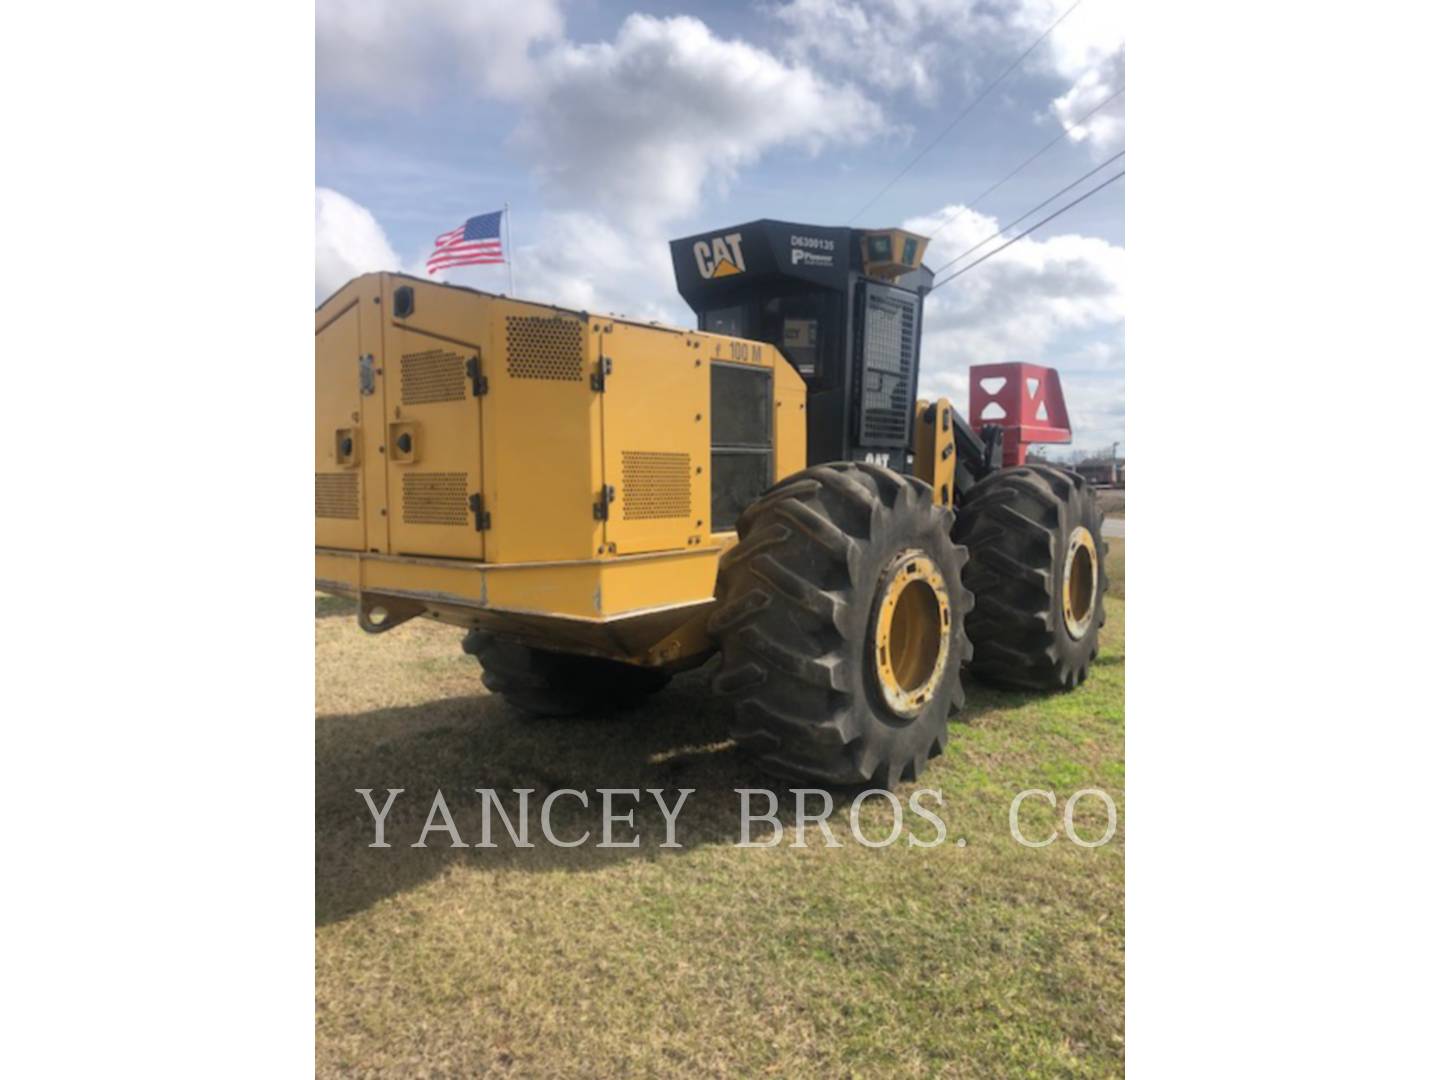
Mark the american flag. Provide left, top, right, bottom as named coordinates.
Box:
left=427, top=210, right=505, bottom=274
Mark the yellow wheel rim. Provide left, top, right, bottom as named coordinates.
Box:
left=873, top=549, right=951, bottom=719
left=1062, top=526, right=1098, bottom=639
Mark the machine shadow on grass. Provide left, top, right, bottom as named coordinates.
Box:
left=315, top=661, right=1061, bottom=926
left=959, top=654, right=1124, bottom=712
left=320, top=662, right=745, bottom=925
left=314, top=594, right=355, bottom=619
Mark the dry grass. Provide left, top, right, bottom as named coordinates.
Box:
left=316, top=562, right=1125, bottom=1076
left=1096, top=489, right=1125, bottom=518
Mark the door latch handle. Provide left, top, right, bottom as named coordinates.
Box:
left=466, top=354, right=488, bottom=396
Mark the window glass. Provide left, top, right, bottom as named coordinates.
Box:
left=711, top=365, right=772, bottom=447
left=702, top=306, right=745, bottom=336
left=761, top=292, right=826, bottom=379
left=782, top=318, right=819, bottom=376
left=712, top=451, right=771, bottom=531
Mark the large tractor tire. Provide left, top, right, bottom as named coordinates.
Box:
left=461, top=630, right=670, bottom=717
left=709, top=462, right=973, bottom=788
left=952, top=464, right=1107, bottom=690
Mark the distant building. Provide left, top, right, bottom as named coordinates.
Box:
left=1076, top=460, right=1125, bottom=487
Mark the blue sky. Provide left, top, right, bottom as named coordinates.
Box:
left=316, top=0, right=1124, bottom=453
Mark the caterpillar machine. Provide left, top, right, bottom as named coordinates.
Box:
left=315, top=220, right=1106, bottom=789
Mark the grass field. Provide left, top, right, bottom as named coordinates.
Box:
left=316, top=538, right=1125, bottom=1077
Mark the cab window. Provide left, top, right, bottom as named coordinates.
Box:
left=760, top=292, right=827, bottom=380
left=702, top=306, right=745, bottom=336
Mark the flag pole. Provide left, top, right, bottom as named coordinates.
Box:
left=504, top=202, right=516, bottom=297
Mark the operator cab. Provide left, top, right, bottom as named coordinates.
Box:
left=670, top=220, right=933, bottom=472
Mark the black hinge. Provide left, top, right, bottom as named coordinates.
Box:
left=591, top=356, right=612, bottom=392
left=466, top=354, right=488, bottom=396
left=592, top=485, right=615, bottom=521
left=468, top=493, right=491, bottom=531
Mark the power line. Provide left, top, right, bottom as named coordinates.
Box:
left=929, top=81, right=1125, bottom=241
left=929, top=169, right=1124, bottom=292
left=930, top=149, right=1124, bottom=276
left=846, top=0, right=1087, bottom=225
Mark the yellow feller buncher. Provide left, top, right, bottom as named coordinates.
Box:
left=316, top=220, right=1106, bottom=789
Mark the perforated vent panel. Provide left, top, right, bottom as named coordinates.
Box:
left=402, top=472, right=469, bottom=526
left=857, top=287, right=917, bottom=447
left=505, top=316, right=584, bottom=381
left=621, top=451, right=691, bottom=520
left=315, top=473, right=359, bottom=520
left=401, top=349, right=467, bottom=404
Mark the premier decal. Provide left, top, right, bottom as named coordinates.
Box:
left=790, top=234, right=836, bottom=268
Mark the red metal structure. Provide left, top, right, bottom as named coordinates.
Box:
left=968, top=362, right=1072, bottom=467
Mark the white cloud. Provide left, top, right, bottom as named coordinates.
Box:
left=1028, top=0, right=1125, bottom=82
left=1051, top=368, right=1125, bottom=455
left=315, top=187, right=400, bottom=302
left=319, top=7, right=887, bottom=315
left=904, top=201, right=1124, bottom=446
left=315, top=0, right=564, bottom=105
left=757, top=2, right=1127, bottom=446
left=429, top=12, right=888, bottom=322
left=319, top=5, right=882, bottom=230
left=765, top=0, right=981, bottom=104
left=766, top=0, right=1124, bottom=151
left=982, top=0, right=1127, bottom=155
left=321, top=200, right=686, bottom=325
left=515, top=14, right=884, bottom=229
left=1046, top=44, right=1124, bottom=155
left=500, top=211, right=684, bottom=324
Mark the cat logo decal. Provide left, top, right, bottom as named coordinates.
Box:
left=693, top=233, right=746, bottom=279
